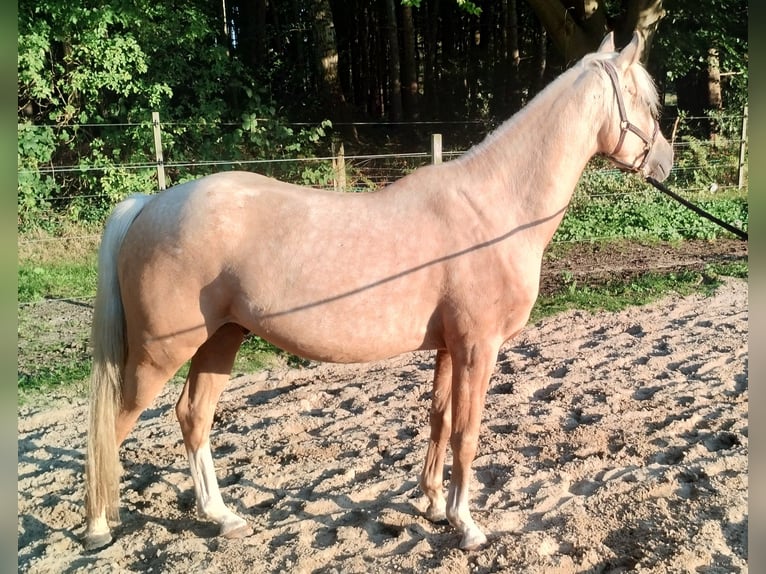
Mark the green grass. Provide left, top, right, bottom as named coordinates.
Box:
left=18, top=359, right=91, bottom=403
left=530, top=261, right=748, bottom=323
left=18, top=259, right=98, bottom=303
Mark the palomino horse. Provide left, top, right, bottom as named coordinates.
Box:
left=84, top=31, right=672, bottom=551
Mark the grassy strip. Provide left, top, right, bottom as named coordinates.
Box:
left=18, top=260, right=98, bottom=303
left=17, top=261, right=747, bottom=403
left=529, top=261, right=748, bottom=324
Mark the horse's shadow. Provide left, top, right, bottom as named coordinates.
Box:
left=105, top=466, right=459, bottom=572
left=102, top=424, right=474, bottom=571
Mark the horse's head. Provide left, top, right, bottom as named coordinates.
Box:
left=596, top=31, right=673, bottom=182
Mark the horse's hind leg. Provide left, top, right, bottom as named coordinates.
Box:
left=85, top=349, right=193, bottom=550
left=419, top=350, right=452, bottom=523
left=175, top=323, right=252, bottom=539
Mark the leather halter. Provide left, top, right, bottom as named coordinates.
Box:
left=602, top=60, right=659, bottom=173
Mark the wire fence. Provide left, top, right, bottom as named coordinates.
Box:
left=19, top=111, right=748, bottom=184
left=18, top=113, right=748, bottom=260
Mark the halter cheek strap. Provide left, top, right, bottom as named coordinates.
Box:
left=602, top=60, right=659, bottom=173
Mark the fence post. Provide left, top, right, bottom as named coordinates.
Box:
left=431, top=133, right=442, bottom=164
left=332, top=141, right=346, bottom=192
left=152, top=111, right=167, bottom=191
left=737, top=105, right=748, bottom=190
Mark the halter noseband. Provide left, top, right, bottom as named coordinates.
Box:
left=602, top=60, right=659, bottom=173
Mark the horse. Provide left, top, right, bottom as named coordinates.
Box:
left=83, top=31, right=672, bottom=552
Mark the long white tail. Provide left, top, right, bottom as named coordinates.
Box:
left=85, top=194, right=153, bottom=524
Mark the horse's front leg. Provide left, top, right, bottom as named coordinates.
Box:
left=419, top=349, right=453, bottom=523
left=446, top=340, right=499, bottom=550
left=175, top=324, right=253, bottom=539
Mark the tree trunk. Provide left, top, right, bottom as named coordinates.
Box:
left=358, top=5, right=378, bottom=117
left=706, top=47, right=722, bottom=141
left=289, top=0, right=306, bottom=90
left=236, top=0, right=269, bottom=71
left=401, top=5, right=419, bottom=119
left=525, top=0, right=592, bottom=64
left=310, top=0, right=357, bottom=136
left=254, top=0, right=268, bottom=68
left=220, top=0, right=231, bottom=54
left=613, top=0, right=665, bottom=61
left=707, top=47, right=723, bottom=110
left=311, top=0, right=344, bottom=106
left=526, top=0, right=665, bottom=64
left=423, top=0, right=440, bottom=118
left=676, top=44, right=723, bottom=140
left=505, top=0, right=522, bottom=113
left=384, top=0, right=403, bottom=121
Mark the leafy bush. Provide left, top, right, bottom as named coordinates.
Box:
left=557, top=141, right=748, bottom=243
left=17, top=123, right=59, bottom=230
left=556, top=189, right=747, bottom=243
left=17, top=0, right=334, bottom=232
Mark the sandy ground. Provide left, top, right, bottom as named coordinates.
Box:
left=18, top=278, right=748, bottom=573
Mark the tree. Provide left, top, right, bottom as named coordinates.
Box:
left=18, top=0, right=748, bottom=230
left=651, top=0, right=747, bottom=138
left=17, top=0, right=333, bottom=229
left=523, top=0, right=666, bottom=64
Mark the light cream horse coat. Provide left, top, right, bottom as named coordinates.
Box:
left=84, top=32, right=673, bottom=551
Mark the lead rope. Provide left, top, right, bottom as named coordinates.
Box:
left=645, top=177, right=748, bottom=241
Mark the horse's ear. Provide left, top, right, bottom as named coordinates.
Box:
left=615, top=31, right=644, bottom=70
left=597, top=32, right=615, bottom=54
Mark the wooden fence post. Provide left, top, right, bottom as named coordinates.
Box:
left=737, top=105, right=748, bottom=190
left=332, top=141, right=346, bottom=192
left=431, top=133, right=442, bottom=164
left=152, top=111, right=167, bottom=191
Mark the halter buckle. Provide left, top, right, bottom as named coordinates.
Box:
left=602, top=61, right=657, bottom=173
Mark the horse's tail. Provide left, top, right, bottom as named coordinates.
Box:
left=86, top=193, right=153, bottom=524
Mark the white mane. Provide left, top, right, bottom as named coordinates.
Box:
left=581, top=51, right=660, bottom=118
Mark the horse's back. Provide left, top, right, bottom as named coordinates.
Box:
left=116, top=170, right=453, bottom=361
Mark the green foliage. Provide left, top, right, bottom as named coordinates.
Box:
left=18, top=0, right=333, bottom=232
left=18, top=357, right=90, bottom=398
left=558, top=143, right=748, bottom=244
left=653, top=0, right=748, bottom=111
left=556, top=190, right=747, bottom=243
left=17, top=123, right=58, bottom=229
left=236, top=336, right=310, bottom=372
left=671, top=133, right=743, bottom=191
left=402, top=0, right=481, bottom=15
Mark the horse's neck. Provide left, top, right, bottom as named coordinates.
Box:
left=453, top=67, right=605, bottom=246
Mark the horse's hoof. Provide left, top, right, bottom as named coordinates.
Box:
left=459, top=530, right=488, bottom=551
left=425, top=508, right=448, bottom=525
left=82, top=531, right=113, bottom=552
left=221, top=523, right=254, bottom=539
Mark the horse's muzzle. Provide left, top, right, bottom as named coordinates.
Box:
left=644, top=135, right=674, bottom=182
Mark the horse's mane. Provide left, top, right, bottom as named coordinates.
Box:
left=580, top=52, right=660, bottom=119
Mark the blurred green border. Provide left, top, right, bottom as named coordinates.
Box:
left=9, top=2, right=758, bottom=569
left=746, top=1, right=761, bottom=569
left=5, top=1, right=18, bottom=569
